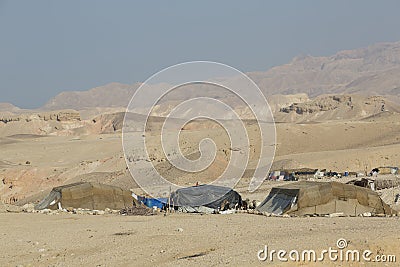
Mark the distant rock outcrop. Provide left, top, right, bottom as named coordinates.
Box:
left=0, top=110, right=83, bottom=136
left=280, top=95, right=353, bottom=114
left=0, top=110, right=80, bottom=124
left=91, top=112, right=125, bottom=133
left=275, top=94, right=400, bottom=122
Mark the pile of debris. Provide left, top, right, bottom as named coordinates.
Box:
left=375, top=179, right=400, bottom=190
left=120, top=205, right=154, bottom=216
left=18, top=203, right=122, bottom=215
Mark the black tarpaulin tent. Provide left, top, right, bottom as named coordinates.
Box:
left=170, top=184, right=242, bottom=210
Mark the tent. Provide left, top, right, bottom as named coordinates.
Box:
left=268, top=171, right=296, bottom=181
left=377, top=166, right=398, bottom=175
left=170, top=184, right=242, bottom=211
left=35, top=182, right=135, bottom=210
left=256, top=181, right=395, bottom=216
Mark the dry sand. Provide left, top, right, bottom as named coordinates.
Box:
left=1, top=213, right=400, bottom=267
left=1, top=94, right=400, bottom=266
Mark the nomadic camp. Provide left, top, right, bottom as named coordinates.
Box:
left=256, top=181, right=395, bottom=216
left=170, top=184, right=242, bottom=212
left=35, top=182, right=135, bottom=210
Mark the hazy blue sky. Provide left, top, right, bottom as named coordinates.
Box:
left=1, top=1, right=400, bottom=108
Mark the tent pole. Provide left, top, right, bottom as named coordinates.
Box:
left=168, top=186, right=171, bottom=214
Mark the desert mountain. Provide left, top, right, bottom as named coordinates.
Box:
left=40, top=41, right=400, bottom=111
left=249, top=41, right=400, bottom=97
left=42, top=82, right=138, bottom=110
left=0, top=103, right=20, bottom=113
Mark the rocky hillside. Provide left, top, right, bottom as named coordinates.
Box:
left=0, top=103, right=21, bottom=115
left=42, top=82, right=138, bottom=110
left=38, top=41, right=400, bottom=112
left=249, top=41, right=400, bottom=97
left=32, top=42, right=400, bottom=112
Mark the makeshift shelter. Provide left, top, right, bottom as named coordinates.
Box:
left=377, top=167, right=398, bottom=175
left=268, top=171, right=296, bottom=181
left=274, top=168, right=319, bottom=179
left=138, top=196, right=168, bottom=209
left=170, top=184, right=242, bottom=211
left=256, top=181, right=395, bottom=216
left=35, top=182, right=135, bottom=210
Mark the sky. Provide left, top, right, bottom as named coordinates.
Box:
left=1, top=1, right=400, bottom=108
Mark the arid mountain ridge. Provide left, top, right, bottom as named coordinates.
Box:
left=36, top=41, right=400, bottom=111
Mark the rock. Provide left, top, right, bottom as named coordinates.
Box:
left=38, top=209, right=52, bottom=214
left=22, top=203, right=35, bottom=213
left=5, top=204, right=22, bottom=213
left=329, top=212, right=345, bottom=218
left=94, top=210, right=105, bottom=215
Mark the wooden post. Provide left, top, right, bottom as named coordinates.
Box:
left=168, top=186, right=171, bottom=213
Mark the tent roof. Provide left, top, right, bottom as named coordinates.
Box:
left=35, top=182, right=135, bottom=210
left=170, top=184, right=242, bottom=209
left=257, top=181, right=395, bottom=216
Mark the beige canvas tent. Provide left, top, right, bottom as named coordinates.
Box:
left=35, top=182, right=135, bottom=210
left=256, top=181, right=396, bottom=216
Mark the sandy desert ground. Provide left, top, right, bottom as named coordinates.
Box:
left=1, top=93, right=400, bottom=266
left=1, top=213, right=400, bottom=267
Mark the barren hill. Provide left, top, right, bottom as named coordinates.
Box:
left=0, top=103, right=20, bottom=113
left=249, top=41, right=400, bottom=97
left=39, top=41, right=400, bottom=111
left=42, top=82, right=138, bottom=110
